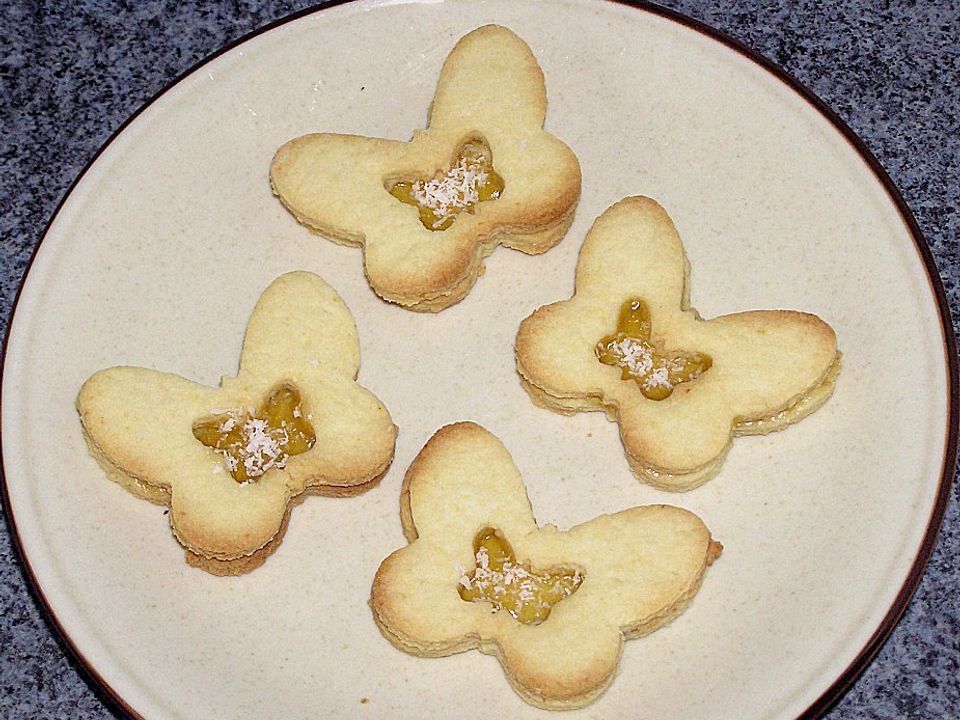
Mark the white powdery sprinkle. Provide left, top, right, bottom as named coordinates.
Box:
left=224, top=453, right=239, bottom=474
left=455, top=562, right=472, bottom=589
left=516, top=581, right=537, bottom=604
left=612, top=337, right=654, bottom=377
left=411, top=159, right=488, bottom=228
left=476, top=546, right=490, bottom=571
left=240, top=417, right=289, bottom=477
left=642, top=366, right=673, bottom=391
left=460, top=544, right=573, bottom=618
left=215, top=410, right=290, bottom=479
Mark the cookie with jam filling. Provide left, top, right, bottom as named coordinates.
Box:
left=371, top=422, right=721, bottom=710
left=270, top=25, right=581, bottom=311
left=516, top=197, right=841, bottom=491
left=76, top=271, right=397, bottom=575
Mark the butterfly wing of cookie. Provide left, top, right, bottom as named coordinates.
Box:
left=237, top=270, right=360, bottom=380
left=271, top=131, right=408, bottom=247
left=77, top=272, right=395, bottom=561
left=233, top=271, right=396, bottom=493
left=271, top=26, right=581, bottom=308
left=517, top=197, right=839, bottom=483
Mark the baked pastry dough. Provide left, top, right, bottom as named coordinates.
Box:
left=77, top=272, right=397, bottom=575
left=370, top=422, right=721, bottom=709
left=271, top=24, right=581, bottom=311
left=516, top=197, right=840, bottom=491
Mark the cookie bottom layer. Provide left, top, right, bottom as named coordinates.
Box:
left=183, top=473, right=386, bottom=575
left=517, top=353, right=842, bottom=491
left=290, top=202, right=577, bottom=312
left=81, top=425, right=392, bottom=574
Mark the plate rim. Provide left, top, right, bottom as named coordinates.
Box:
left=0, top=1, right=956, bottom=718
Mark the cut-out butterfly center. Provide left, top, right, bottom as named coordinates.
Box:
left=387, top=136, right=504, bottom=231
left=192, top=383, right=316, bottom=483
left=457, top=526, right=583, bottom=625
left=596, top=298, right=713, bottom=400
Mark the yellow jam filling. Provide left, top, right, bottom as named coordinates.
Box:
left=387, top=137, right=504, bottom=231
left=192, top=383, right=316, bottom=483
left=596, top=298, right=713, bottom=400
left=457, top=527, right=583, bottom=625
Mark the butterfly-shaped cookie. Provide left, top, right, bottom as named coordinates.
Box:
left=370, top=422, right=721, bottom=710
left=516, top=197, right=841, bottom=491
left=270, top=24, right=581, bottom=311
left=76, top=272, right=397, bottom=575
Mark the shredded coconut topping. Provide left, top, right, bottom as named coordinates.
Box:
left=643, top=366, right=672, bottom=391
left=458, top=545, right=576, bottom=618
left=411, top=158, right=489, bottom=229
left=460, top=555, right=545, bottom=613
left=607, top=337, right=704, bottom=394
left=215, top=408, right=291, bottom=481
left=611, top=337, right=657, bottom=378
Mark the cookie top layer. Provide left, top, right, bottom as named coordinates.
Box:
left=77, top=271, right=397, bottom=564
left=516, top=196, right=840, bottom=490
left=271, top=25, right=581, bottom=311
left=371, top=422, right=720, bottom=710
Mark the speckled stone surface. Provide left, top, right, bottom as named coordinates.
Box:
left=1, top=1, right=957, bottom=718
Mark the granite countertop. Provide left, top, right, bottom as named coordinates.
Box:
left=1, top=1, right=957, bottom=718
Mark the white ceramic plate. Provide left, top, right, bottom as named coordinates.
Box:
left=3, top=1, right=955, bottom=718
